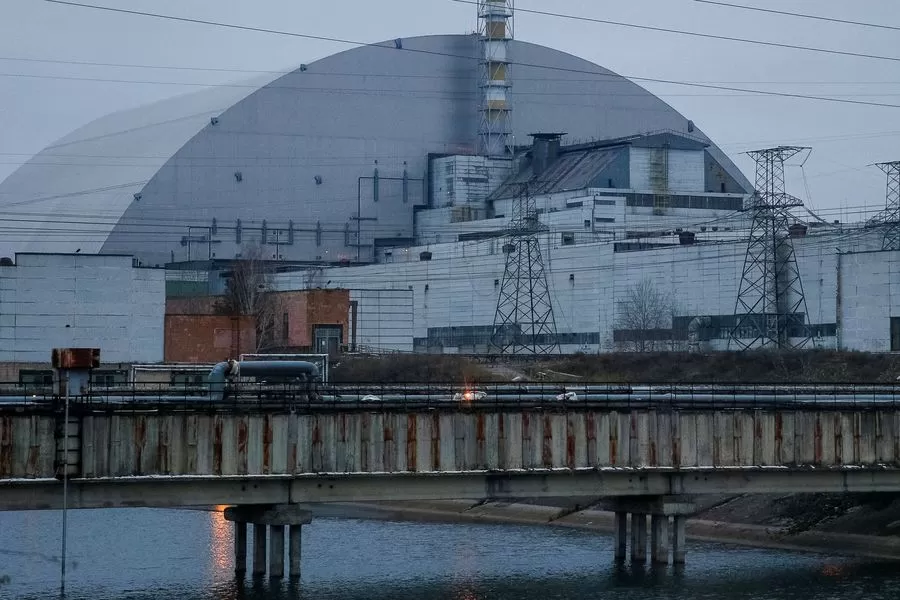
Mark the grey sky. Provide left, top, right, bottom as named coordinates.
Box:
left=1, top=0, right=898, bottom=220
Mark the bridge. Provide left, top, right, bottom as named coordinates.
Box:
left=3, top=380, right=900, bottom=573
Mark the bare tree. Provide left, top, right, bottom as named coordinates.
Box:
left=616, top=278, right=676, bottom=352
left=215, top=245, right=283, bottom=351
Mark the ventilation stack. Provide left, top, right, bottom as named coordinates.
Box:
left=477, top=0, right=514, bottom=157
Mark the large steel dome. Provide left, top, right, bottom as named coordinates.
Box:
left=0, top=34, right=749, bottom=266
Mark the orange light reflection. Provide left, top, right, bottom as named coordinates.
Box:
left=208, top=505, right=232, bottom=577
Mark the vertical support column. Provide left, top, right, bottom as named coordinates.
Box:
left=289, top=524, right=302, bottom=579
left=630, top=513, right=647, bottom=563
left=672, top=515, right=687, bottom=565
left=233, top=521, right=247, bottom=576
left=269, top=524, right=285, bottom=578
left=651, top=515, right=669, bottom=564
left=613, top=512, right=628, bottom=561
left=252, top=524, right=267, bottom=576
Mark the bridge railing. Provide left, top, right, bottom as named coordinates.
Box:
left=2, top=381, right=900, bottom=412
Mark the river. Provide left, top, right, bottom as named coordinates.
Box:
left=1, top=507, right=898, bottom=599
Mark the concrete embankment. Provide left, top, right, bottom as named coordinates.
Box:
left=332, top=500, right=900, bottom=561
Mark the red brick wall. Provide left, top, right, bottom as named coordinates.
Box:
left=166, top=296, right=218, bottom=315
left=269, top=290, right=350, bottom=349
left=306, top=289, right=351, bottom=345
left=164, top=315, right=256, bottom=363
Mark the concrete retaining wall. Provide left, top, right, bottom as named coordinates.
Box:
left=3, top=409, right=900, bottom=479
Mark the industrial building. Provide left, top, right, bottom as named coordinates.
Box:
left=1, top=2, right=898, bottom=359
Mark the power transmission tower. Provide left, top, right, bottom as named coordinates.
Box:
left=730, top=146, right=812, bottom=350
left=865, top=161, right=900, bottom=250
left=491, top=183, right=559, bottom=355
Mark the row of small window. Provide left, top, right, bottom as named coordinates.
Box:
left=19, top=370, right=128, bottom=387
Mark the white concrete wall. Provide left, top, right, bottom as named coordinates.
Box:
left=839, top=250, right=900, bottom=351
left=0, top=254, right=165, bottom=363
left=351, top=289, right=415, bottom=352
left=275, top=228, right=889, bottom=354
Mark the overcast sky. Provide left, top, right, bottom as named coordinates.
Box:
left=1, top=0, right=898, bottom=220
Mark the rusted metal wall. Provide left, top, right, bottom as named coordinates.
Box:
left=0, top=414, right=57, bottom=478
left=3, top=410, right=900, bottom=479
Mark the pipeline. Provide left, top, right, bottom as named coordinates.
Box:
left=209, top=360, right=320, bottom=402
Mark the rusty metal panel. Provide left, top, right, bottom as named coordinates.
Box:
left=294, top=415, right=312, bottom=474
left=607, top=412, right=620, bottom=466
left=670, top=411, right=682, bottom=468
left=131, top=416, right=148, bottom=475
left=655, top=412, right=673, bottom=468
left=365, top=413, right=384, bottom=472
left=337, top=414, right=361, bottom=473
left=858, top=413, right=878, bottom=465
left=51, top=347, right=100, bottom=369
left=503, top=413, right=523, bottom=469
left=713, top=412, right=732, bottom=466
left=228, top=416, right=244, bottom=475
left=310, top=415, right=323, bottom=472
left=569, top=412, right=587, bottom=469
left=80, top=416, right=96, bottom=478
left=483, top=413, right=499, bottom=469
left=392, top=413, right=408, bottom=472
left=273, top=415, right=288, bottom=474
left=239, top=416, right=257, bottom=475
left=753, top=412, right=775, bottom=466
left=594, top=412, right=610, bottom=466
left=734, top=413, right=753, bottom=467
left=894, top=413, right=900, bottom=467
left=785, top=412, right=799, bottom=465
left=616, top=412, right=631, bottom=466
left=795, top=412, right=815, bottom=465
left=36, top=417, right=56, bottom=477
left=876, top=411, right=895, bottom=464
left=156, top=415, right=171, bottom=475
left=0, top=416, right=12, bottom=477
left=548, top=414, right=566, bottom=469
left=452, top=413, right=471, bottom=471
left=412, top=414, right=430, bottom=473
left=143, top=417, right=161, bottom=475
left=321, top=415, right=338, bottom=472
left=109, top=415, right=130, bottom=476
left=818, top=413, right=834, bottom=467
left=681, top=412, right=713, bottom=467
left=197, top=415, right=215, bottom=475
left=522, top=412, right=540, bottom=468
left=439, top=414, right=455, bottom=471
left=335, top=414, right=348, bottom=472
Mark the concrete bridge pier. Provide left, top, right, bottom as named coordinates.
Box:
left=613, top=512, right=628, bottom=561
left=630, top=513, right=647, bottom=563
left=253, top=523, right=267, bottom=576
left=608, top=496, right=695, bottom=566
left=225, top=505, right=312, bottom=579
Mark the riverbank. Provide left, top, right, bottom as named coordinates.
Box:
left=331, top=499, right=900, bottom=561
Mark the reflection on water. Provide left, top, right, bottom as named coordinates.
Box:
left=208, top=507, right=232, bottom=579
left=0, top=508, right=899, bottom=600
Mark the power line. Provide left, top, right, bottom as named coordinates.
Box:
left=447, top=0, right=900, bottom=64
left=4, top=55, right=900, bottom=86
left=10, top=71, right=900, bottom=101
left=38, top=0, right=900, bottom=110
left=0, top=56, right=900, bottom=86
left=691, top=0, right=900, bottom=32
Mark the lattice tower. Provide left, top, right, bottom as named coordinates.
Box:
left=730, top=147, right=812, bottom=350
left=866, top=162, right=900, bottom=250
left=491, top=183, right=559, bottom=355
